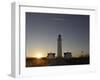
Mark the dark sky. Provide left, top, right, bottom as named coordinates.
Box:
left=26, top=12, right=89, bottom=57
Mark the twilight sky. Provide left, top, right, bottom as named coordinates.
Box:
left=26, top=12, right=89, bottom=58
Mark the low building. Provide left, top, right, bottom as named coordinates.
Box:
left=47, top=53, right=55, bottom=59
left=64, top=52, right=72, bottom=59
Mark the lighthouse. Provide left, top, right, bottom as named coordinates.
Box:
left=57, top=34, right=62, bottom=58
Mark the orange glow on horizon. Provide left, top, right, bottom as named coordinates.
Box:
left=26, top=48, right=47, bottom=58
left=36, top=52, right=43, bottom=59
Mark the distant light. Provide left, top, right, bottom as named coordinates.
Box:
left=36, top=52, right=43, bottom=59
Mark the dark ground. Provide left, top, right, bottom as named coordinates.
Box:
left=26, top=56, right=89, bottom=67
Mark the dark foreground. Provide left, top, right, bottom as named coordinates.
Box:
left=26, top=57, right=89, bottom=67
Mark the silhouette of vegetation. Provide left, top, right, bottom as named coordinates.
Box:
left=26, top=55, right=89, bottom=67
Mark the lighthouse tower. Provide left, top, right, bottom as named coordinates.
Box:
left=57, top=34, right=62, bottom=58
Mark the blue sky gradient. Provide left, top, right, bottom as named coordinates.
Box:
left=26, top=12, right=89, bottom=57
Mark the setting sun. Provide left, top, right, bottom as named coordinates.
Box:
left=36, top=52, right=43, bottom=59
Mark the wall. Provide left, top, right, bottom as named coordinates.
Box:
left=0, top=0, right=100, bottom=80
